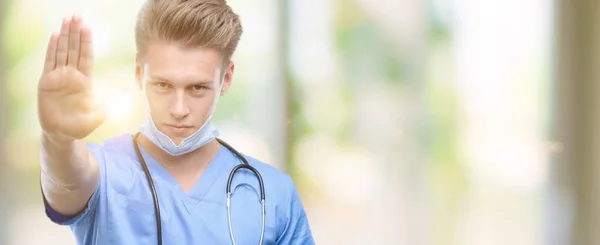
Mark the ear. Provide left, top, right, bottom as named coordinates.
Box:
left=220, top=61, right=234, bottom=95
left=135, top=54, right=143, bottom=90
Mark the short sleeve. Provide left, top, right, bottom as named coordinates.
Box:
left=42, top=142, right=107, bottom=226
left=276, top=180, right=315, bottom=245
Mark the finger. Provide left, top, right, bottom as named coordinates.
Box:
left=79, top=26, right=94, bottom=76
left=43, top=33, right=59, bottom=74
left=56, top=17, right=71, bottom=67
left=67, top=14, right=82, bottom=67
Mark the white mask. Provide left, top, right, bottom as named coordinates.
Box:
left=139, top=114, right=219, bottom=156
left=139, top=68, right=223, bottom=156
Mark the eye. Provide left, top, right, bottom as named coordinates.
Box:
left=192, top=85, right=206, bottom=91
left=155, top=82, right=170, bottom=89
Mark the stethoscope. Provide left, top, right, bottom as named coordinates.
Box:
left=132, top=133, right=266, bottom=245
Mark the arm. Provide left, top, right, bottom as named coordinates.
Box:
left=40, top=134, right=99, bottom=217
left=276, top=182, right=315, bottom=245
left=37, top=14, right=104, bottom=219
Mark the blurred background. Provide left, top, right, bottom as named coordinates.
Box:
left=0, top=0, right=598, bottom=244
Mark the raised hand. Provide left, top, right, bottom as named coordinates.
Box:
left=38, top=15, right=105, bottom=140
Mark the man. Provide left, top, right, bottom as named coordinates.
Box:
left=37, top=0, right=314, bottom=244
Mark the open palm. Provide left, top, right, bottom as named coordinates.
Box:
left=38, top=15, right=105, bottom=140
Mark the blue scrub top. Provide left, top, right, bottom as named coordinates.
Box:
left=43, top=134, right=315, bottom=245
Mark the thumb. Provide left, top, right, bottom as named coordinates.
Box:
left=69, top=105, right=106, bottom=140
left=90, top=104, right=107, bottom=128
left=81, top=93, right=106, bottom=128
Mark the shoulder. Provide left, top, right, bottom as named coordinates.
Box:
left=241, top=155, right=314, bottom=242
left=93, top=133, right=135, bottom=153
left=87, top=133, right=136, bottom=160
left=241, top=154, right=297, bottom=198
left=86, top=134, right=140, bottom=182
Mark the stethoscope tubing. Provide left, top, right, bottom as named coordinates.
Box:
left=132, top=133, right=266, bottom=245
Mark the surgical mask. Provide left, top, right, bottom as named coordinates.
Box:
left=139, top=115, right=219, bottom=156
left=139, top=69, right=223, bottom=156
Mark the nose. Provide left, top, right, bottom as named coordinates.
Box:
left=170, top=90, right=190, bottom=120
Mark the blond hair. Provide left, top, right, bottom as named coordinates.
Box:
left=135, top=0, right=243, bottom=62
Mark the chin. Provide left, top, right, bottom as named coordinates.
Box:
left=165, top=134, right=186, bottom=145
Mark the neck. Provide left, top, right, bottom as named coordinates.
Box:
left=137, top=133, right=221, bottom=172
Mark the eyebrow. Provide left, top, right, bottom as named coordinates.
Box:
left=148, top=75, right=215, bottom=85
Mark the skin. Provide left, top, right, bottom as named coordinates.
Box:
left=38, top=14, right=234, bottom=216
left=135, top=40, right=234, bottom=193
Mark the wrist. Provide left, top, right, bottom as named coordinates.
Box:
left=42, top=131, right=76, bottom=149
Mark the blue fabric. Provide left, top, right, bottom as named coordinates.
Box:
left=42, top=134, right=315, bottom=245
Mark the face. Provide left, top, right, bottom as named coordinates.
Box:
left=136, top=41, right=234, bottom=145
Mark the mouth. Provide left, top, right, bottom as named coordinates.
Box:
left=164, top=124, right=194, bottom=134
left=165, top=124, right=193, bottom=129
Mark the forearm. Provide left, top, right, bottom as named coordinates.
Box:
left=40, top=132, right=99, bottom=216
